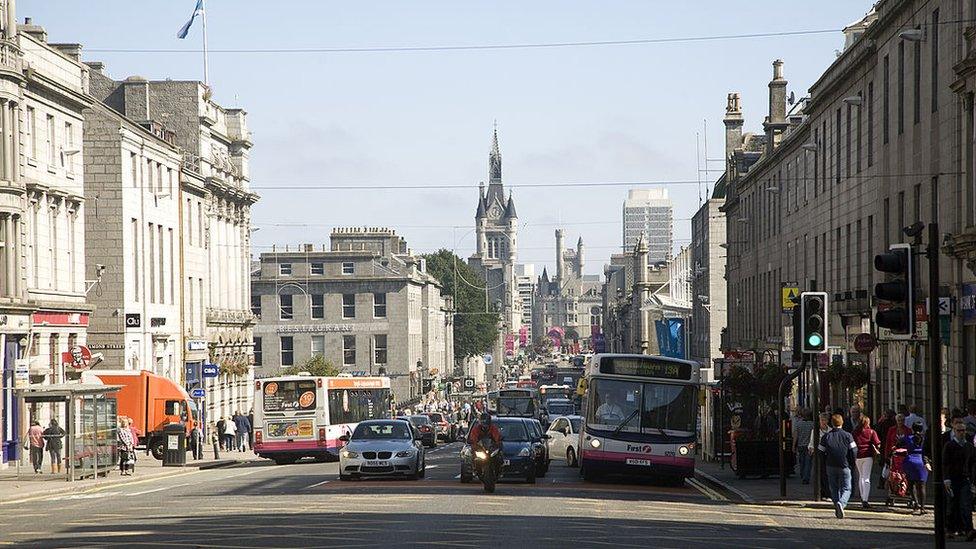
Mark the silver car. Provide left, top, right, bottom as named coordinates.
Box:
left=338, top=419, right=426, bottom=480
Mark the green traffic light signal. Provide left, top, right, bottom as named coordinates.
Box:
left=807, top=333, right=823, bottom=347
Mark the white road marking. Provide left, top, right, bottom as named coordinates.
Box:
left=425, top=465, right=439, bottom=469
left=127, top=482, right=193, bottom=496
left=453, top=474, right=461, bottom=479
left=305, top=479, right=331, bottom=489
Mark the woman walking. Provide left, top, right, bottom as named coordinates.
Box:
left=899, top=422, right=929, bottom=514
left=853, top=414, right=881, bottom=508
left=42, top=419, right=66, bottom=474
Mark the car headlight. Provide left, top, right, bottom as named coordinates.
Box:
left=395, top=450, right=413, bottom=458
left=590, top=438, right=601, bottom=449
left=340, top=449, right=359, bottom=459
left=678, top=445, right=689, bottom=456
left=518, top=447, right=530, bottom=457
left=475, top=450, right=488, bottom=460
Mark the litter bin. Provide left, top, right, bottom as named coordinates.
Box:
left=162, top=423, right=187, bottom=467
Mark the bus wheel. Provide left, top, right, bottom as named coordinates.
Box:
left=581, top=464, right=596, bottom=482
left=566, top=448, right=578, bottom=467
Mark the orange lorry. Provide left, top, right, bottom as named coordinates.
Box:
left=92, top=370, right=197, bottom=460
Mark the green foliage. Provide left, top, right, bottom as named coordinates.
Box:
left=281, top=355, right=340, bottom=377
left=423, top=249, right=500, bottom=363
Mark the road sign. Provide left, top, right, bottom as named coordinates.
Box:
left=853, top=333, right=877, bottom=354
left=202, top=363, right=219, bottom=378
left=463, top=377, right=475, bottom=390
left=14, top=360, right=28, bottom=389
left=190, top=388, right=206, bottom=399
left=781, top=282, right=799, bottom=312
left=482, top=353, right=493, bottom=365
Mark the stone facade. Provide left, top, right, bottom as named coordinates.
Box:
left=721, top=1, right=976, bottom=415
left=85, top=66, right=258, bottom=419
left=251, top=228, right=454, bottom=404
left=0, top=10, right=95, bottom=465
left=690, top=188, right=728, bottom=374
left=533, top=230, right=602, bottom=351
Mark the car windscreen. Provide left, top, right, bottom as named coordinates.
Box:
left=570, top=418, right=582, bottom=432
left=548, top=403, right=575, bottom=415
left=428, top=413, right=444, bottom=422
left=408, top=416, right=429, bottom=426
left=495, top=397, right=535, bottom=416
left=497, top=421, right=529, bottom=442
left=352, top=422, right=411, bottom=440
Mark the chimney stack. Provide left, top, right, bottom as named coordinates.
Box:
left=723, top=92, right=744, bottom=179
left=764, top=59, right=788, bottom=154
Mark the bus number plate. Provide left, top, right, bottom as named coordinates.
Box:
left=626, top=458, right=652, bottom=466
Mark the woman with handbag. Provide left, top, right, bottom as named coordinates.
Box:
left=853, top=414, right=882, bottom=509
left=899, top=421, right=930, bottom=514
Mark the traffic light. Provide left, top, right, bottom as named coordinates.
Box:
left=873, top=243, right=915, bottom=338
left=421, top=378, right=433, bottom=394
left=800, top=292, right=828, bottom=354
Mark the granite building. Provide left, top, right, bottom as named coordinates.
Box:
left=251, top=228, right=454, bottom=403
left=533, top=230, right=602, bottom=351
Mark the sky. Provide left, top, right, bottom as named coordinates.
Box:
left=22, top=1, right=873, bottom=275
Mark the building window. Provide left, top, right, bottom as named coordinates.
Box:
left=280, top=294, right=294, bottom=320
left=46, top=114, right=55, bottom=166
left=311, top=262, right=324, bottom=275
left=867, top=81, right=874, bottom=166
left=279, top=263, right=292, bottom=276
left=373, top=293, right=386, bottom=318
left=341, top=262, right=354, bottom=275
left=64, top=122, right=74, bottom=173
left=883, top=55, right=889, bottom=143
left=913, top=36, right=921, bottom=124
left=280, top=336, right=293, bottom=366
left=343, top=335, right=356, bottom=366
left=342, top=294, right=355, bottom=319
left=373, top=334, right=387, bottom=365
left=254, top=337, right=262, bottom=366
left=311, top=294, right=324, bottom=319
left=148, top=222, right=155, bottom=303
left=251, top=295, right=261, bottom=318
left=25, top=106, right=35, bottom=159
left=311, top=335, right=325, bottom=358
left=932, top=9, right=939, bottom=113
left=897, top=41, right=904, bottom=134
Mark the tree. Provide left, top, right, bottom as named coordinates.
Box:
left=423, top=249, right=500, bottom=363
left=280, top=355, right=340, bottom=377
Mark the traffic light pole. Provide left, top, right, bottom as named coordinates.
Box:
left=927, top=222, right=945, bottom=549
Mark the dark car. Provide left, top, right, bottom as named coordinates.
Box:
left=405, top=415, right=436, bottom=448
left=521, top=418, right=550, bottom=477
left=459, top=417, right=538, bottom=483
left=545, top=399, right=576, bottom=417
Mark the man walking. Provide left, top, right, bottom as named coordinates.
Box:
left=818, top=413, right=857, bottom=518
left=792, top=408, right=813, bottom=484
left=943, top=417, right=975, bottom=539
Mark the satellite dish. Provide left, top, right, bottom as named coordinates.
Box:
left=788, top=91, right=796, bottom=105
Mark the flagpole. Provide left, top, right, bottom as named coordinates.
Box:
left=202, top=0, right=209, bottom=86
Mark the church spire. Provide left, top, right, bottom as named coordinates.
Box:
left=489, top=122, right=502, bottom=184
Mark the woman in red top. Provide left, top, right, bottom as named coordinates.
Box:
left=853, top=415, right=882, bottom=508
left=885, top=413, right=911, bottom=457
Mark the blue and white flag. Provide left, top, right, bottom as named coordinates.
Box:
left=177, top=0, right=205, bottom=39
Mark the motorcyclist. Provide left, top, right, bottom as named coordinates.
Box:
left=467, top=412, right=502, bottom=447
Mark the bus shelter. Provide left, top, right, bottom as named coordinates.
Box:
left=15, top=383, right=121, bottom=481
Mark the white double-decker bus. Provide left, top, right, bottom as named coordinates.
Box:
left=579, top=354, right=700, bottom=483
left=253, top=375, right=391, bottom=465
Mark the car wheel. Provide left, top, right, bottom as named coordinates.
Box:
left=526, top=469, right=537, bottom=484
left=567, top=447, right=578, bottom=467
left=418, top=459, right=426, bottom=479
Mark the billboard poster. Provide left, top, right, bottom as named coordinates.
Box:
left=519, top=326, right=528, bottom=347
left=655, top=318, right=686, bottom=360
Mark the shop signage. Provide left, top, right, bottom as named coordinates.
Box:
left=87, top=343, right=126, bottom=350
left=186, top=340, right=207, bottom=351
left=150, top=317, right=166, bottom=327
left=276, top=324, right=353, bottom=334
left=963, top=284, right=976, bottom=326
left=190, top=388, right=206, bottom=399
left=202, top=363, right=219, bottom=378
left=853, top=333, right=877, bottom=354
left=33, top=311, right=89, bottom=327
left=125, top=313, right=141, bottom=328
left=61, top=345, right=92, bottom=370
left=14, top=359, right=28, bottom=389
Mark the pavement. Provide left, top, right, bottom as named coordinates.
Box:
left=0, top=441, right=935, bottom=548
left=0, top=446, right=257, bottom=505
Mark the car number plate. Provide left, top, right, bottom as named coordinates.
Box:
left=503, top=459, right=511, bottom=466
left=365, top=460, right=390, bottom=467
left=626, top=458, right=652, bottom=466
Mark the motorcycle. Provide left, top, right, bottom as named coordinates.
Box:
left=473, top=436, right=502, bottom=493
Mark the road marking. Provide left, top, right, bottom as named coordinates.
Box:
left=453, top=474, right=461, bottom=479
left=425, top=465, right=439, bottom=469
left=305, top=479, right=331, bottom=489
left=127, top=482, right=193, bottom=496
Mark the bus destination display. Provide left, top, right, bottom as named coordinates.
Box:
left=599, top=357, right=692, bottom=380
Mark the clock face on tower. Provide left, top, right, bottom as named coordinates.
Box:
left=489, top=205, right=503, bottom=219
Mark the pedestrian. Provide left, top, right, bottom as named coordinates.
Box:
left=118, top=418, right=134, bottom=476
left=963, top=400, right=976, bottom=438
left=223, top=415, right=237, bottom=451
left=899, top=421, right=929, bottom=515
left=817, top=413, right=857, bottom=519
left=943, top=417, right=975, bottom=539
left=808, top=412, right=831, bottom=499
left=852, top=414, right=881, bottom=509
left=42, top=419, right=65, bottom=474
left=247, top=409, right=255, bottom=447
left=875, top=409, right=896, bottom=458
left=835, top=407, right=853, bottom=433
left=189, top=423, right=203, bottom=460
left=848, top=405, right=862, bottom=433
left=126, top=417, right=140, bottom=472
left=25, top=420, right=44, bottom=474
left=208, top=421, right=220, bottom=459
left=792, top=408, right=814, bottom=485
left=905, top=405, right=927, bottom=433
left=216, top=416, right=227, bottom=450
left=234, top=411, right=250, bottom=452
left=885, top=413, right=911, bottom=457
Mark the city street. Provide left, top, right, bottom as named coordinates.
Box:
left=2, top=443, right=931, bottom=548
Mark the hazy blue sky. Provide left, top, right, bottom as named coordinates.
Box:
left=23, top=1, right=872, bottom=274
